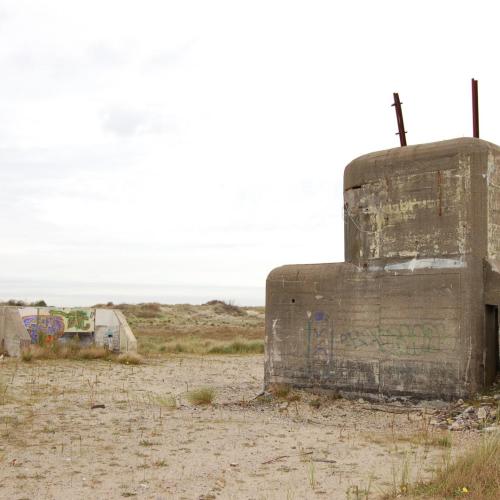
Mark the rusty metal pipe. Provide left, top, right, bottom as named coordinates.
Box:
left=392, top=92, right=407, bottom=147
left=472, top=78, right=479, bottom=138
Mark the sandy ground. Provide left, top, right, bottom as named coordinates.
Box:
left=0, top=355, right=470, bottom=499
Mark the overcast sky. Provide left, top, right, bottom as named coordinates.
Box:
left=1, top=1, right=499, bottom=306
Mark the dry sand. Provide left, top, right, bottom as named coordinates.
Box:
left=0, top=355, right=470, bottom=499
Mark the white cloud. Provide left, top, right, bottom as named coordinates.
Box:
left=101, top=106, right=177, bottom=137
left=0, top=0, right=498, bottom=305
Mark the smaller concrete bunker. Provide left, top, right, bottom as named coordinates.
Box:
left=0, top=306, right=137, bottom=356
left=265, top=138, right=500, bottom=400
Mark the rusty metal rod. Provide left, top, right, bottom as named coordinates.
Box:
left=392, top=92, right=407, bottom=147
left=472, top=78, right=479, bottom=138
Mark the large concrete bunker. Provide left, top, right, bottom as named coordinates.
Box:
left=0, top=306, right=137, bottom=356
left=265, top=138, right=500, bottom=400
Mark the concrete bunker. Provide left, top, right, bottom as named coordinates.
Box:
left=265, top=138, right=500, bottom=400
left=0, top=306, right=137, bottom=356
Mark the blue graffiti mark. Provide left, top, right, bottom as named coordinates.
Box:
left=314, top=311, right=325, bottom=321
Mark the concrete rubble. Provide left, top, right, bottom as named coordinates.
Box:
left=430, top=393, right=500, bottom=432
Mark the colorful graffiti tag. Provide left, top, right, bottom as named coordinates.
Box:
left=49, top=309, right=93, bottom=331
left=22, top=308, right=95, bottom=344
left=23, top=315, right=65, bottom=343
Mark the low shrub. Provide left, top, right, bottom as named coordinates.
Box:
left=186, top=387, right=215, bottom=405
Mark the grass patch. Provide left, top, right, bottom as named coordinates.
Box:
left=139, top=440, right=157, bottom=447
left=153, top=459, right=168, bottom=467
left=431, top=433, right=452, bottom=448
left=138, top=335, right=263, bottom=356
left=371, top=416, right=453, bottom=449
left=186, top=387, right=216, bottom=405
left=21, top=344, right=111, bottom=361
left=148, top=393, right=176, bottom=408
left=20, top=343, right=142, bottom=364
left=0, top=378, right=10, bottom=405
left=387, top=434, right=500, bottom=499
left=117, top=352, right=143, bottom=365
left=21, top=349, right=33, bottom=362
left=207, top=339, right=264, bottom=354
left=309, top=397, right=321, bottom=409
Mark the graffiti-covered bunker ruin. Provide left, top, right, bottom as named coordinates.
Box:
left=265, top=138, right=500, bottom=400
left=0, top=306, right=137, bottom=356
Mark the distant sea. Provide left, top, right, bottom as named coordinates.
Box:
left=0, top=280, right=265, bottom=307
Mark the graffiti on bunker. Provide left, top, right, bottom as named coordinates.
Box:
left=22, top=308, right=95, bottom=343
left=23, top=315, right=65, bottom=343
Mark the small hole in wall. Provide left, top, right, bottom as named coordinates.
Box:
left=291, top=298, right=295, bottom=303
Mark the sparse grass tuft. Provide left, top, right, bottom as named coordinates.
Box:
left=373, top=416, right=453, bottom=449
left=138, top=440, right=156, bottom=447
left=149, top=393, right=176, bottom=408
left=186, top=387, right=216, bottom=405
left=153, top=459, right=168, bottom=467
left=21, top=348, right=33, bottom=362
left=207, top=339, right=264, bottom=354
left=386, top=434, right=500, bottom=499
left=309, top=397, right=321, bottom=409
left=307, top=458, right=316, bottom=489
left=0, top=379, right=9, bottom=405
left=117, top=352, right=143, bottom=365
left=433, top=433, right=452, bottom=448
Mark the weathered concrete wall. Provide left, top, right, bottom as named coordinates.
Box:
left=94, top=309, right=137, bottom=353
left=266, top=138, right=500, bottom=399
left=95, top=309, right=121, bottom=351
left=115, top=310, right=138, bottom=353
left=0, top=307, right=32, bottom=356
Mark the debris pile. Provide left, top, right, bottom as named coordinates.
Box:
left=430, top=395, right=499, bottom=432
